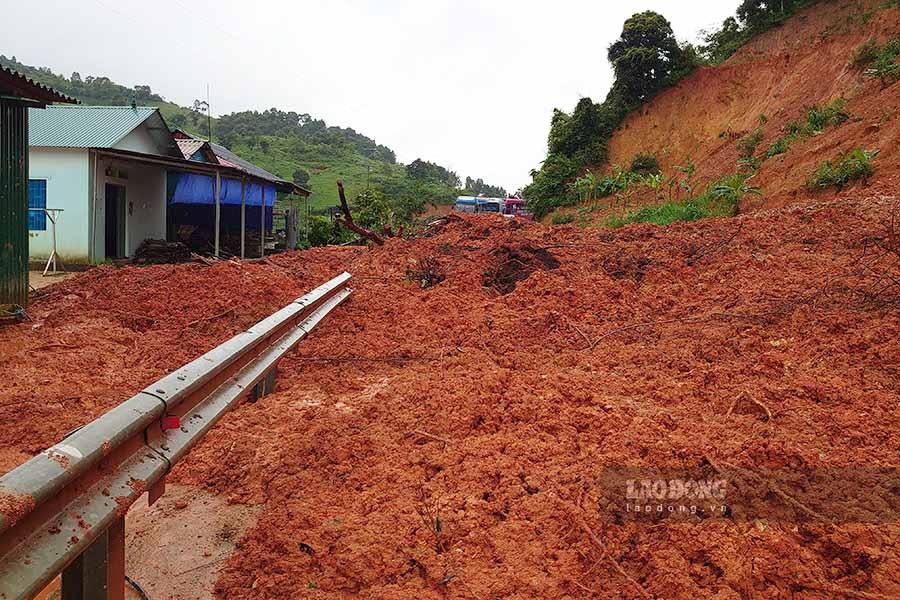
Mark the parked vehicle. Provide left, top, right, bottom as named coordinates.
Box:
left=453, top=196, right=532, bottom=219
left=454, top=196, right=502, bottom=213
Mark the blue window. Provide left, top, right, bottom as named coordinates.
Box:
left=28, top=180, right=47, bottom=231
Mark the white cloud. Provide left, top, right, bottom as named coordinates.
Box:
left=5, top=0, right=738, bottom=192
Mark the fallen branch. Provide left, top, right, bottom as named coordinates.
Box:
left=687, top=221, right=744, bottom=265
left=190, top=252, right=216, bottom=266
left=578, top=519, right=653, bottom=600
left=725, top=390, right=772, bottom=422
left=182, top=307, right=235, bottom=331
left=412, top=429, right=452, bottom=445
left=587, top=309, right=785, bottom=350
left=563, top=317, right=592, bottom=349
left=336, top=181, right=385, bottom=245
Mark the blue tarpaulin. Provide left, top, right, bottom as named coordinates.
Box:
left=169, top=173, right=276, bottom=230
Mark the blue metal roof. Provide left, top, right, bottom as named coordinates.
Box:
left=28, top=105, right=159, bottom=148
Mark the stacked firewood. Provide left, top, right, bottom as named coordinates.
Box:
left=133, top=239, right=192, bottom=264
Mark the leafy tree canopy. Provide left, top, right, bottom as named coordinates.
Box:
left=406, top=158, right=460, bottom=188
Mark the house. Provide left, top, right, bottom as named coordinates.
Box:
left=27, top=106, right=309, bottom=265
left=168, top=130, right=309, bottom=256
left=0, top=66, right=76, bottom=307
left=27, top=105, right=187, bottom=264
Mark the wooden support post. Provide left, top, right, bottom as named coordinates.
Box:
left=260, top=184, right=265, bottom=258
left=240, top=177, right=246, bottom=259
left=214, top=171, right=221, bottom=258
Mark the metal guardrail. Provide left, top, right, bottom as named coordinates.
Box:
left=0, top=272, right=353, bottom=600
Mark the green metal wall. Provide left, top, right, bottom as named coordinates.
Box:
left=0, top=100, right=29, bottom=307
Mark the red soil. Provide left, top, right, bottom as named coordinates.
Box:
left=584, top=0, right=900, bottom=221
left=0, top=491, right=35, bottom=528
left=2, top=199, right=899, bottom=598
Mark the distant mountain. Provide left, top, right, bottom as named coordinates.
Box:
left=1, top=55, right=506, bottom=211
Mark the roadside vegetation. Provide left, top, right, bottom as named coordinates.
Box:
left=604, top=173, right=760, bottom=227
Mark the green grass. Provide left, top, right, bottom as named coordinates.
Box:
left=605, top=199, right=713, bottom=227
left=806, top=148, right=879, bottom=189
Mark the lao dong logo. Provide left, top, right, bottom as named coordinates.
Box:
left=625, top=478, right=729, bottom=516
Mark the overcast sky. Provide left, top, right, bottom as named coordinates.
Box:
left=4, top=0, right=738, bottom=192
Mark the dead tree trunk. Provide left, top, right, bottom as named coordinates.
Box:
left=335, top=181, right=386, bottom=245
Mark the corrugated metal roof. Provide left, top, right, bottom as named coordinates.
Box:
left=208, top=141, right=288, bottom=184
left=0, top=66, right=78, bottom=105
left=28, top=105, right=159, bottom=148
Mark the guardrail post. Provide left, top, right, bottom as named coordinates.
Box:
left=251, top=365, right=278, bottom=401
left=60, top=517, right=125, bottom=600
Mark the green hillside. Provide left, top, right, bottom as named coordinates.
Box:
left=0, top=55, right=505, bottom=216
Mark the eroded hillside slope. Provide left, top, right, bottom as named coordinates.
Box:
left=604, top=0, right=900, bottom=212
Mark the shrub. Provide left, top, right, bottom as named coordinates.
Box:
left=527, top=195, right=578, bottom=220
left=736, top=128, right=763, bottom=160
left=630, top=153, right=660, bottom=174
left=551, top=212, right=576, bottom=225
left=708, top=173, right=761, bottom=209
left=524, top=154, right=579, bottom=212
left=863, top=37, right=900, bottom=87
left=806, top=98, right=849, bottom=133
left=851, top=39, right=881, bottom=69
left=806, top=148, right=879, bottom=189
left=766, top=133, right=799, bottom=158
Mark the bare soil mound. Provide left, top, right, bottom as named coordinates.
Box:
left=2, top=202, right=899, bottom=598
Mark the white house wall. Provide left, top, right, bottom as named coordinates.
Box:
left=114, top=125, right=160, bottom=155
left=93, top=156, right=167, bottom=261
left=28, top=148, right=92, bottom=264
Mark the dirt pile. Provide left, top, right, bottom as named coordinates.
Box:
left=4, top=201, right=899, bottom=598
left=593, top=0, right=900, bottom=218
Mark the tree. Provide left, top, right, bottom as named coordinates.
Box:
left=71, top=72, right=82, bottom=83
left=608, top=11, right=689, bottom=105
left=292, top=168, right=310, bottom=187
left=547, top=97, right=608, bottom=165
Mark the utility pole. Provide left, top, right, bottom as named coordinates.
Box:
left=206, top=84, right=212, bottom=142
